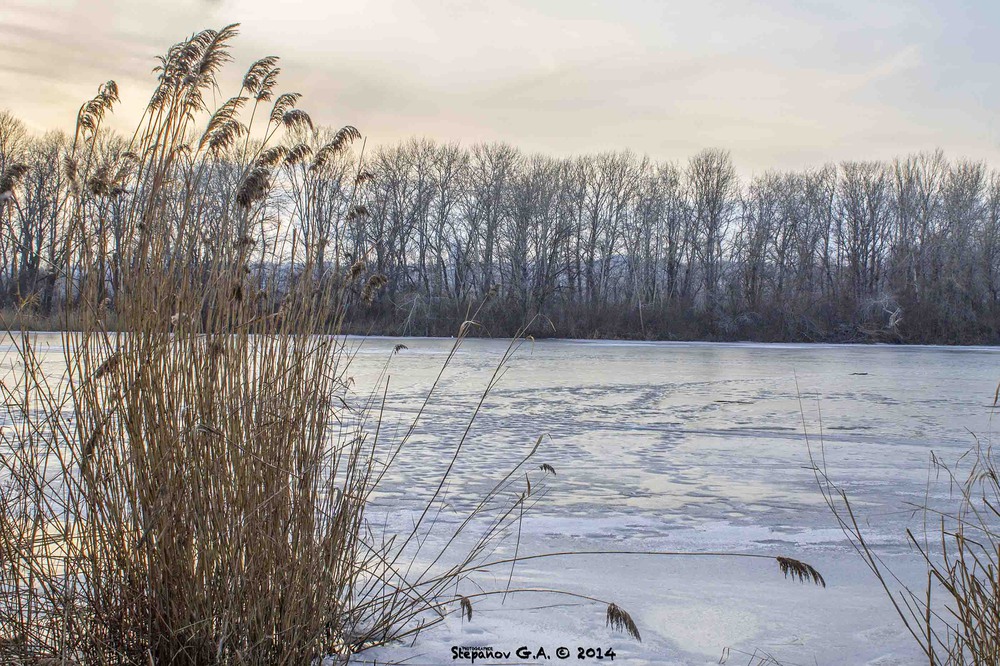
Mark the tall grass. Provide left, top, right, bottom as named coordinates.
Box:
left=811, top=400, right=1000, bottom=665
left=0, top=24, right=521, bottom=663
left=0, top=25, right=827, bottom=664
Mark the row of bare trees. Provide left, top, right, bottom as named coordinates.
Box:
left=3, top=108, right=1000, bottom=342
left=358, top=142, right=1000, bottom=342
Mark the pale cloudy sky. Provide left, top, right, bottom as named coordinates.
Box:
left=1, top=0, right=997, bottom=173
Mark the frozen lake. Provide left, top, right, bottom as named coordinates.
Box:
left=5, top=334, right=999, bottom=664
left=344, top=337, right=998, bottom=665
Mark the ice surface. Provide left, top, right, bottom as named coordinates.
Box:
left=345, top=337, right=999, bottom=664
left=6, top=334, right=999, bottom=664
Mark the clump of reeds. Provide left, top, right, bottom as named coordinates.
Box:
left=0, top=25, right=571, bottom=664
left=0, top=23, right=372, bottom=663
left=811, top=401, right=1000, bottom=665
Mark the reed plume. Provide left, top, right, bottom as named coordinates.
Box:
left=776, top=557, right=826, bottom=587
left=606, top=603, right=641, bottom=641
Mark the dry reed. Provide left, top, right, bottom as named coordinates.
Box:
left=0, top=25, right=578, bottom=664
left=807, top=386, right=1000, bottom=665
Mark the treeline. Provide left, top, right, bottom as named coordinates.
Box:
left=3, top=107, right=1000, bottom=343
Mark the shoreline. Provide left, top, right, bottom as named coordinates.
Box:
left=6, top=325, right=999, bottom=349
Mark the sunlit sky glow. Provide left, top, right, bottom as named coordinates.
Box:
left=1, top=0, right=997, bottom=173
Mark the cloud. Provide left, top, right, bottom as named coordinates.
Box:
left=0, top=0, right=996, bottom=173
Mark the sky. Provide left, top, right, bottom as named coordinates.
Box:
left=1, top=0, right=998, bottom=174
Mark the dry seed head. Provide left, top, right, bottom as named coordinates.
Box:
left=361, top=274, right=388, bottom=304
left=0, top=163, right=29, bottom=199
left=87, top=164, right=112, bottom=196
left=237, top=166, right=271, bottom=208
left=200, top=96, right=247, bottom=153
left=284, top=143, right=313, bottom=167
left=254, top=67, right=281, bottom=102
left=459, top=596, right=473, bottom=622
left=192, top=24, right=239, bottom=79
left=606, top=603, right=641, bottom=642
left=312, top=125, right=362, bottom=170
left=256, top=146, right=288, bottom=169
left=282, top=109, right=313, bottom=132
left=63, top=155, right=79, bottom=183
left=75, top=80, right=120, bottom=138
left=776, top=556, right=826, bottom=587
left=207, top=118, right=246, bottom=154
left=269, top=92, right=302, bottom=125
left=242, top=55, right=279, bottom=96
left=346, top=259, right=366, bottom=281
left=330, top=125, right=362, bottom=154
left=539, top=463, right=556, bottom=475
left=255, top=66, right=282, bottom=102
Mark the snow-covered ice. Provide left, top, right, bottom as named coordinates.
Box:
left=6, top=335, right=999, bottom=664
left=344, top=337, right=999, bottom=665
